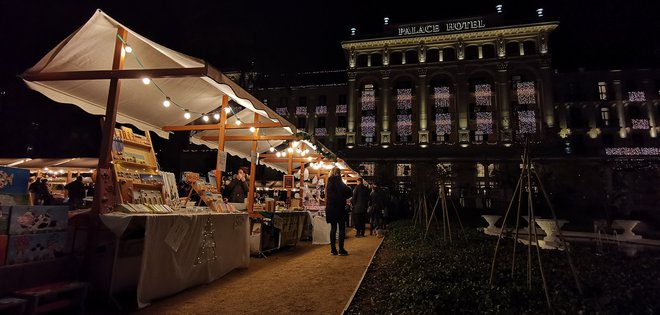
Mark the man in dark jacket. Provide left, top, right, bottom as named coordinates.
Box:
left=369, top=182, right=387, bottom=236
left=65, top=176, right=86, bottom=209
left=351, top=178, right=370, bottom=237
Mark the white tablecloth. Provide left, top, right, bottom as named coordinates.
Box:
left=101, top=212, right=249, bottom=308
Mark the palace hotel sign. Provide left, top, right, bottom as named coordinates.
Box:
left=397, top=17, right=487, bottom=36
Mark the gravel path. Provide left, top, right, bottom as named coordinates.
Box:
left=131, top=231, right=383, bottom=315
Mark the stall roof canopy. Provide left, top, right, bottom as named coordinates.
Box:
left=21, top=9, right=295, bottom=141
left=0, top=158, right=98, bottom=171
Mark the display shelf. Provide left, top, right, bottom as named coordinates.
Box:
left=114, top=160, right=157, bottom=169
left=133, top=182, right=163, bottom=189
left=121, top=139, right=152, bottom=149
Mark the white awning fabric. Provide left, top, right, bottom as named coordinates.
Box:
left=21, top=9, right=294, bottom=142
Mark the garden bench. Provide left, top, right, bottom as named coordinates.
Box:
left=13, top=281, right=87, bottom=315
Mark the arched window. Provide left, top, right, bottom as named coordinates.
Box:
left=465, top=45, right=479, bottom=60
left=390, top=51, right=403, bottom=65
left=371, top=53, right=383, bottom=67
left=430, top=77, right=454, bottom=143
left=506, top=42, right=520, bottom=57
left=405, top=50, right=418, bottom=64
left=359, top=83, right=378, bottom=144
left=442, top=47, right=456, bottom=61
left=523, top=41, right=537, bottom=55
left=426, top=49, right=440, bottom=63
left=482, top=44, right=496, bottom=59
left=356, top=54, right=369, bottom=68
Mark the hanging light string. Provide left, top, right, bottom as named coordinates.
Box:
left=117, top=34, right=242, bottom=124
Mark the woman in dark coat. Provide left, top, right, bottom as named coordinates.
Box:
left=325, top=167, right=352, bottom=256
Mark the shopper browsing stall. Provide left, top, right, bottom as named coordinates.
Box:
left=226, top=167, right=249, bottom=203
left=325, top=167, right=352, bottom=256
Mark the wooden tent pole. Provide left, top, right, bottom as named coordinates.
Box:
left=215, top=95, right=229, bottom=191
left=247, top=112, right=259, bottom=214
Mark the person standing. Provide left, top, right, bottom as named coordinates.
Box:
left=351, top=178, right=370, bottom=237
left=226, top=168, right=249, bottom=203
left=325, top=167, right=352, bottom=256
left=65, top=176, right=86, bottom=209
left=38, top=178, right=53, bottom=205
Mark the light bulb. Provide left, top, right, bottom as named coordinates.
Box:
left=142, top=77, right=151, bottom=85
left=269, top=146, right=275, bottom=152
left=184, top=110, right=191, bottom=119
left=203, top=115, right=209, bottom=122
left=224, top=107, right=231, bottom=113
left=287, top=147, right=293, bottom=153
left=124, top=45, right=132, bottom=53
left=276, top=152, right=281, bottom=157
left=235, top=120, right=242, bottom=125
left=292, top=141, right=299, bottom=148
left=213, top=113, right=220, bottom=120
left=249, top=126, right=256, bottom=132
left=163, top=97, right=171, bottom=107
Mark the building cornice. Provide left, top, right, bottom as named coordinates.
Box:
left=341, top=22, right=558, bottom=52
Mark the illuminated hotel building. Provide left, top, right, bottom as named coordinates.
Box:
left=244, top=13, right=659, bottom=212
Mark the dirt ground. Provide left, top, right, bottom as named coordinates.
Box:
left=130, top=229, right=383, bottom=315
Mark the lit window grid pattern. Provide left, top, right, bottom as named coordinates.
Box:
left=435, top=113, right=452, bottom=135
left=396, top=163, right=412, bottom=177
left=360, top=163, right=375, bottom=176
left=396, top=88, right=412, bottom=110
left=361, top=116, right=376, bottom=137
left=517, top=110, right=537, bottom=134
left=335, top=127, right=347, bottom=136
left=295, top=106, right=308, bottom=116
left=361, top=90, right=375, bottom=111
left=336, top=104, right=347, bottom=113
left=475, top=84, right=492, bottom=106
left=628, top=91, right=646, bottom=102
left=396, top=114, right=413, bottom=138
left=434, top=87, right=450, bottom=107
left=276, top=107, right=288, bottom=116
left=605, top=147, right=660, bottom=156
left=315, top=128, right=328, bottom=136
left=631, top=119, right=650, bottom=129
left=476, top=112, right=493, bottom=134
left=315, top=106, right=327, bottom=115
left=517, top=82, right=536, bottom=105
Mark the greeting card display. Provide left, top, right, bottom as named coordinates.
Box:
left=8, top=205, right=69, bottom=235
left=0, top=167, right=29, bottom=196
left=6, top=232, right=67, bottom=265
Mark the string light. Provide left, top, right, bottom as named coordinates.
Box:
left=235, top=120, right=242, bottom=125
left=115, top=34, right=243, bottom=124
left=517, top=82, right=536, bottom=104
left=517, top=110, right=536, bottom=134
left=434, top=87, right=450, bottom=107
left=276, top=107, right=288, bottom=116
left=224, top=107, right=231, bottom=113
left=202, top=115, right=209, bottom=122
left=361, top=86, right=376, bottom=142
left=435, top=113, right=452, bottom=135
left=628, top=91, right=646, bottom=102
left=269, top=146, right=275, bottom=152
left=476, top=112, right=493, bottom=134
left=632, top=119, right=650, bottom=129
left=396, top=88, right=413, bottom=141
left=336, top=104, right=347, bottom=114
left=249, top=126, right=256, bottom=133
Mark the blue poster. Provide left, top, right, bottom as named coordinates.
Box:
left=0, top=167, right=29, bottom=196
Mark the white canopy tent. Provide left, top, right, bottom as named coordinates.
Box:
left=21, top=9, right=295, bottom=142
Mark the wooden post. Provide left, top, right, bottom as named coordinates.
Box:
left=287, top=142, right=294, bottom=201
left=215, top=95, right=229, bottom=191
left=247, top=113, right=259, bottom=214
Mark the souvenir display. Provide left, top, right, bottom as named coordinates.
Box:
left=8, top=205, right=68, bottom=235
left=6, top=232, right=67, bottom=265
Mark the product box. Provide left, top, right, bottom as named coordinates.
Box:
left=0, top=235, right=7, bottom=266
left=8, top=205, right=69, bottom=235
left=6, top=232, right=67, bottom=265
left=0, top=167, right=30, bottom=196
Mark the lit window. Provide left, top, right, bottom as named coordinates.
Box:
left=598, top=82, right=608, bottom=100
left=397, top=163, right=412, bottom=176
left=476, top=164, right=485, bottom=177
left=600, top=107, right=610, bottom=126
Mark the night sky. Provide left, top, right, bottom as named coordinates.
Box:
left=1, top=0, right=659, bottom=158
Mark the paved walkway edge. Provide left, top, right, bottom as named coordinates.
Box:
left=341, top=236, right=385, bottom=314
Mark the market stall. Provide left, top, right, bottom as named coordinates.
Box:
left=19, top=9, right=294, bottom=306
